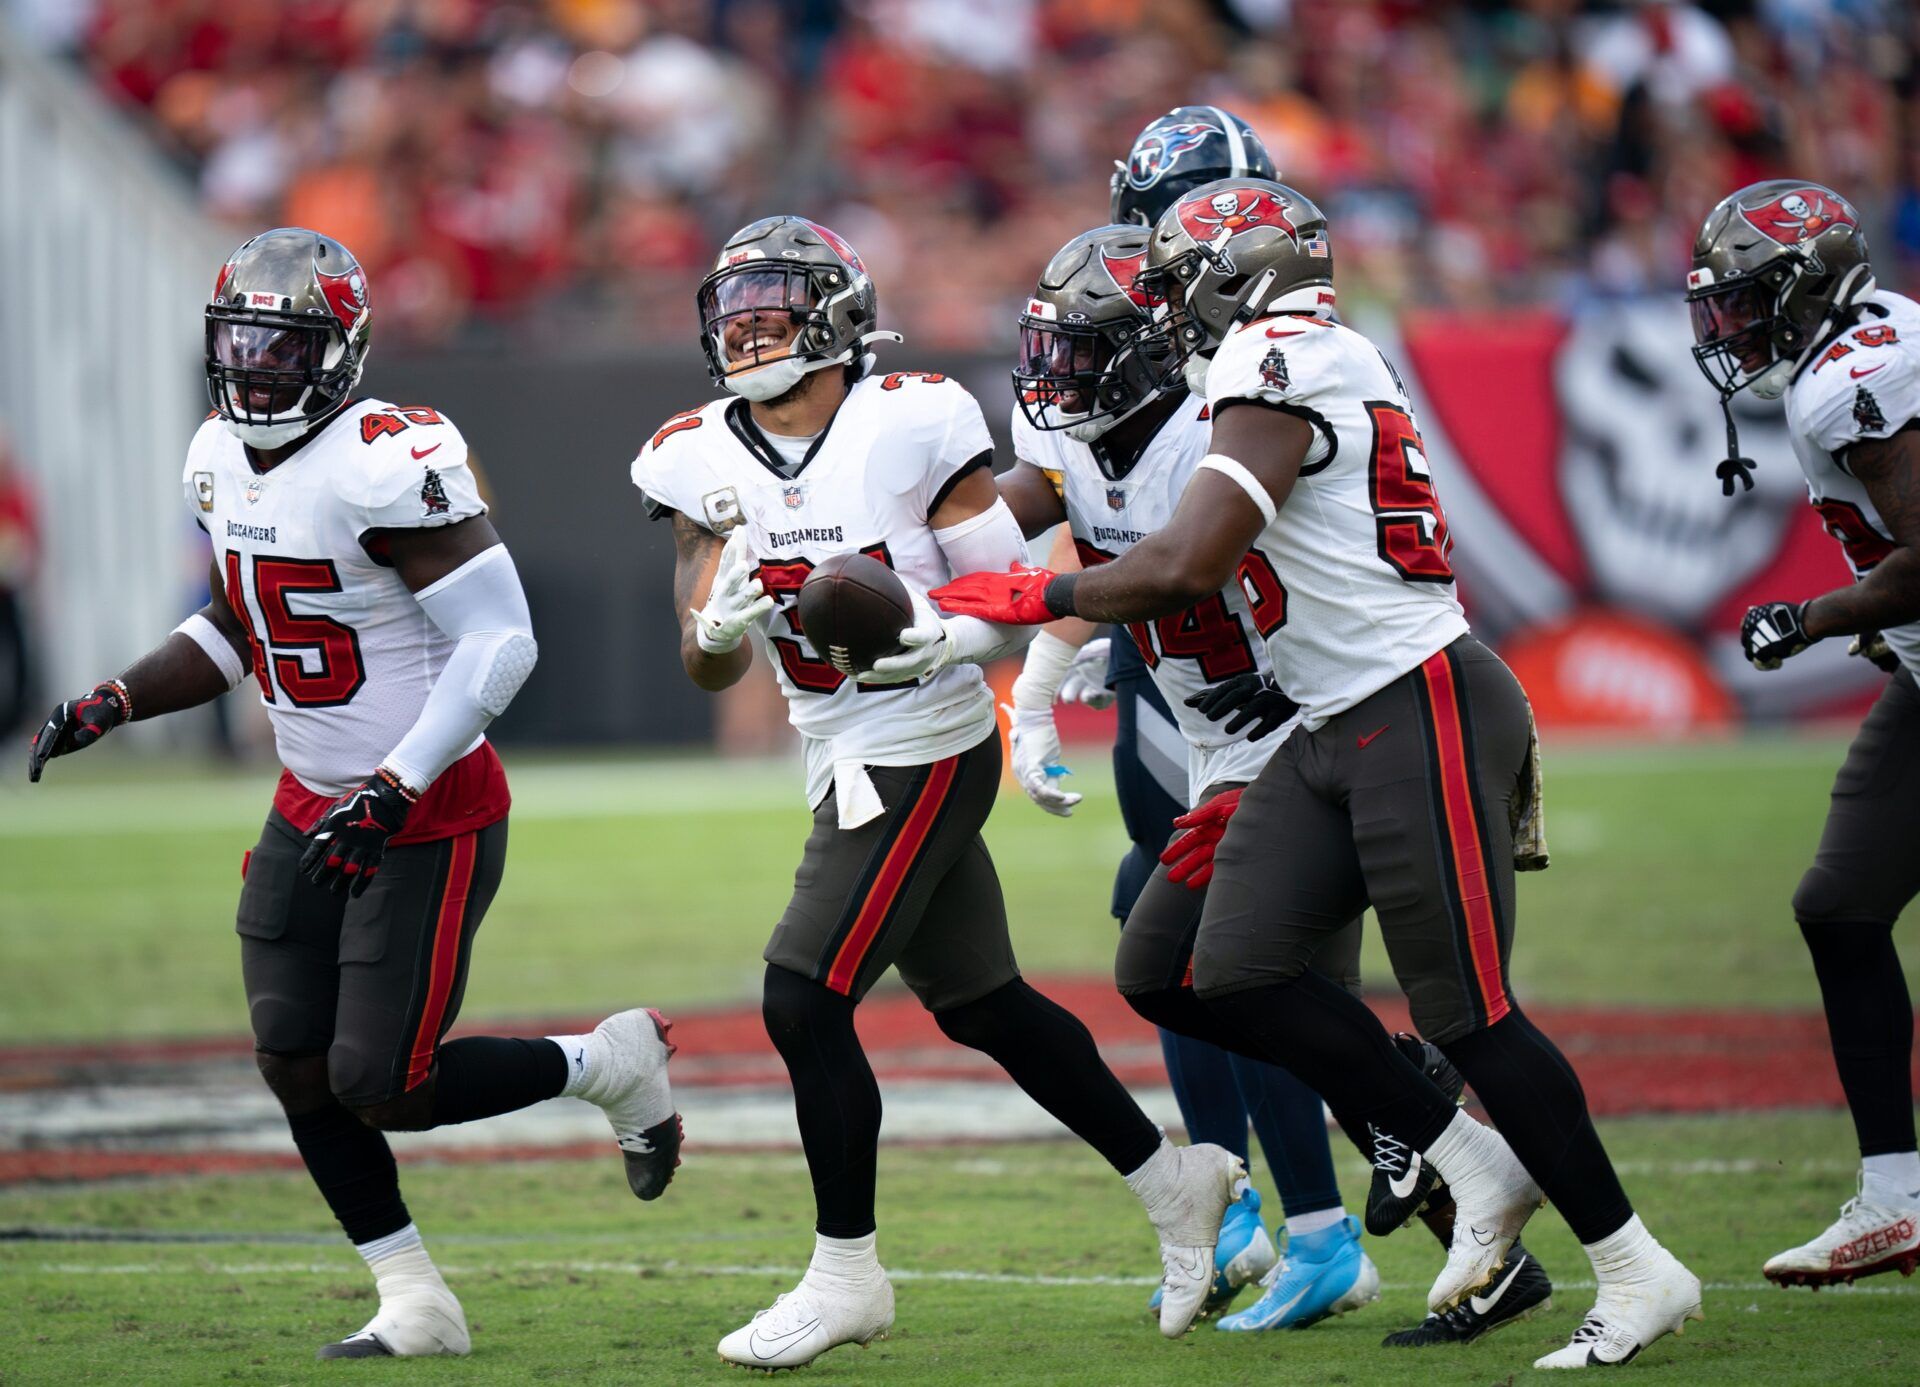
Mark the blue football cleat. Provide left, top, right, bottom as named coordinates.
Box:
left=1215, top=1214, right=1380, bottom=1332
left=1147, top=1186, right=1278, bottom=1319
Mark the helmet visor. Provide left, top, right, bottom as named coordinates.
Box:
left=699, top=265, right=824, bottom=377
left=1014, top=320, right=1110, bottom=429
left=1688, top=280, right=1774, bottom=395
left=208, top=318, right=335, bottom=418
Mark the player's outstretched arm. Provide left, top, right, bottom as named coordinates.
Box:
left=673, top=511, right=759, bottom=691
left=1805, top=429, right=1920, bottom=639
left=932, top=403, right=1311, bottom=627
left=27, top=559, right=253, bottom=782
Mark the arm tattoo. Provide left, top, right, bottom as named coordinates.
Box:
left=670, top=510, right=750, bottom=688
left=1807, top=428, right=1920, bottom=639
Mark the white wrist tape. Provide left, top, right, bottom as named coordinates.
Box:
left=1011, top=630, right=1081, bottom=711
left=382, top=545, right=537, bottom=792
left=174, top=612, right=246, bottom=691
left=1196, top=454, right=1278, bottom=526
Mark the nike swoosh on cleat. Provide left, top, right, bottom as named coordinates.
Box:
left=1470, top=1226, right=1497, bottom=1247
left=1469, top=1256, right=1527, bottom=1315
left=749, top=1318, right=821, bottom=1359
left=1387, top=1152, right=1424, bottom=1201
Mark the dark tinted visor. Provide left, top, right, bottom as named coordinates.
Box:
left=212, top=320, right=328, bottom=373
left=1688, top=282, right=1768, bottom=349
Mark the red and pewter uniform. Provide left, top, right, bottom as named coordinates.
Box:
left=1183, top=315, right=1528, bottom=1043
left=1785, top=292, right=1920, bottom=936
left=633, top=374, right=1020, bottom=1008
left=186, top=400, right=510, bottom=1104
left=183, top=398, right=509, bottom=840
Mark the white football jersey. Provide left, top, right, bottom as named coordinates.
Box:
left=1014, top=400, right=1290, bottom=801
left=1205, top=315, right=1469, bottom=727
left=182, top=399, right=491, bottom=800
left=632, top=371, right=999, bottom=808
left=1783, top=290, right=1920, bottom=675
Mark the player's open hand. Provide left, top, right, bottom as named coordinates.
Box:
left=26, top=680, right=130, bottom=783
left=1057, top=637, right=1116, bottom=709
left=300, top=769, right=416, bottom=896
left=1160, top=786, right=1244, bottom=891
left=1005, top=704, right=1081, bottom=817
left=930, top=563, right=1060, bottom=626
left=692, top=526, right=774, bottom=654
left=1184, top=672, right=1298, bottom=739
left=860, top=588, right=952, bottom=684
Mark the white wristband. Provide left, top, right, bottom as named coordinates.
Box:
left=174, top=612, right=246, bottom=691
left=1011, top=630, right=1081, bottom=711
left=1197, top=454, right=1278, bottom=526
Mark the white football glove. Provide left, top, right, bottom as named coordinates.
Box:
left=1057, top=636, right=1116, bottom=709
left=691, top=527, right=774, bottom=654
left=1005, top=704, right=1082, bottom=817
left=860, top=587, right=953, bottom=685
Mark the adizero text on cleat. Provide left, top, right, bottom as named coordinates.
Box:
left=1762, top=1194, right=1920, bottom=1288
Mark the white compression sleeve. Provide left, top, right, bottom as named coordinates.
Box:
left=380, top=545, right=538, bottom=793
left=1195, top=454, right=1278, bottom=526
left=173, top=612, right=246, bottom=691
left=932, top=498, right=1036, bottom=666
left=1010, top=630, right=1083, bottom=711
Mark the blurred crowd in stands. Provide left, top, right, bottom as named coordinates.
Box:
left=9, top=0, right=1918, bottom=349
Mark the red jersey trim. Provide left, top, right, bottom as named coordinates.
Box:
left=273, top=743, right=511, bottom=845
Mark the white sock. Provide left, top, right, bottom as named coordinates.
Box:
left=809, top=1231, right=881, bottom=1280
left=356, top=1222, right=424, bottom=1268
left=1422, top=1108, right=1488, bottom=1177
left=1286, top=1208, right=1347, bottom=1240
left=1583, top=1213, right=1659, bottom=1280
left=1122, top=1131, right=1178, bottom=1213
left=546, top=1033, right=593, bottom=1098
left=1862, top=1151, right=1920, bottom=1207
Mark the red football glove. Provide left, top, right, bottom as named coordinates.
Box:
left=1159, top=787, right=1244, bottom=891
left=929, top=563, right=1061, bottom=626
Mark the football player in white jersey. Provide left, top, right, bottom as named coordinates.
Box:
left=1689, top=180, right=1920, bottom=1287
left=937, top=181, right=1702, bottom=1370
left=27, top=229, right=678, bottom=1361
left=632, top=215, right=1245, bottom=1369
left=1000, top=222, right=1381, bottom=1330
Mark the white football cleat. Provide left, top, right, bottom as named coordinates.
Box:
left=576, top=1008, right=681, bottom=1200
left=1148, top=1143, right=1249, bottom=1337
left=717, top=1269, right=895, bottom=1370
left=317, top=1253, right=469, bottom=1359
left=1424, top=1115, right=1543, bottom=1312
left=1534, top=1244, right=1702, bottom=1369
left=1763, top=1193, right=1920, bottom=1288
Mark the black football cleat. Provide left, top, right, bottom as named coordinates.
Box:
left=1364, top=1032, right=1466, bottom=1236
left=622, top=1111, right=684, bottom=1202
left=1381, top=1243, right=1553, bottom=1347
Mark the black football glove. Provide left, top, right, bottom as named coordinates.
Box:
left=27, top=680, right=130, bottom=783
left=1849, top=630, right=1901, bottom=673
left=1184, top=672, right=1300, bottom=740
left=299, top=769, right=417, bottom=896
left=1740, top=601, right=1819, bottom=671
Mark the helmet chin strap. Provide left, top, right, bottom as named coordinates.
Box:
left=724, top=330, right=903, bottom=402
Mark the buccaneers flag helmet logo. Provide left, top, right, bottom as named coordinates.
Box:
left=1099, top=246, right=1152, bottom=308
left=1176, top=187, right=1299, bottom=252
left=802, top=219, right=867, bottom=275
left=1737, top=188, right=1857, bottom=249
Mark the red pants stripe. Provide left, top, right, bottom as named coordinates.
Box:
left=403, top=830, right=479, bottom=1090
left=825, top=757, right=960, bottom=994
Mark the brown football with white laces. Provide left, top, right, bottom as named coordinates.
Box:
left=797, top=553, right=913, bottom=677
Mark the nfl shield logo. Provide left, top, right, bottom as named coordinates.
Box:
left=244, top=479, right=264, bottom=506
left=1106, top=486, right=1126, bottom=511
left=782, top=485, right=805, bottom=510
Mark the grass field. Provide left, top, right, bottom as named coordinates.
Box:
left=3, top=733, right=1919, bottom=1384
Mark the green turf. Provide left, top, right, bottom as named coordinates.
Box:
left=3, top=1114, right=1916, bottom=1385
left=2, top=732, right=1911, bottom=1042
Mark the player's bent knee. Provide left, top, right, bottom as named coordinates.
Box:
left=762, top=964, right=851, bottom=1045
left=350, top=1083, right=437, bottom=1132
left=254, top=1048, right=333, bottom=1115
left=1120, top=984, right=1186, bottom=1032
left=1791, top=864, right=1898, bottom=930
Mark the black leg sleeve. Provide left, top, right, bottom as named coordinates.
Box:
left=429, top=1036, right=570, bottom=1126
left=763, top=963, right=883, bottom=1239
left=1801, top=919, right=1917, bottom=1157
left=285, top=1104, right=411, bottom=1246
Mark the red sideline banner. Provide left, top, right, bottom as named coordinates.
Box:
left=1064, top=303, right=1881, bottom=737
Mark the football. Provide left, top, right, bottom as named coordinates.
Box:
left=797, top=552, right=915, bottom=677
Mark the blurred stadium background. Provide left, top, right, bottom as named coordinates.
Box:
left=3, top=3, right=1920, bottom=1383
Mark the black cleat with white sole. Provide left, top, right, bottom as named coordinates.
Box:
left=622, top=1111, right=684, bottom=1201
left=1381, top=1244, right=1552, bottom=1347
left=1365, top=1032, right=1467, bottom=1237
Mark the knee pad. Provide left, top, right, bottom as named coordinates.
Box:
left=254, top=1048, right=333, bottom=1116
left=1793, top=865, right=1897, bottom=931
left=326, top=1035, right=403, bottom=1112
left=762, top=964, right=852, bottom=1048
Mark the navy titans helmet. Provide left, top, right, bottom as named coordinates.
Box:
left=1110, top=105, right=1278, bottom=228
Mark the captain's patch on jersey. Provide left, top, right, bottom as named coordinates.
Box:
left=194, top=471, right=215, bottom=513
left=702, top=486, right=743, bottom=533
